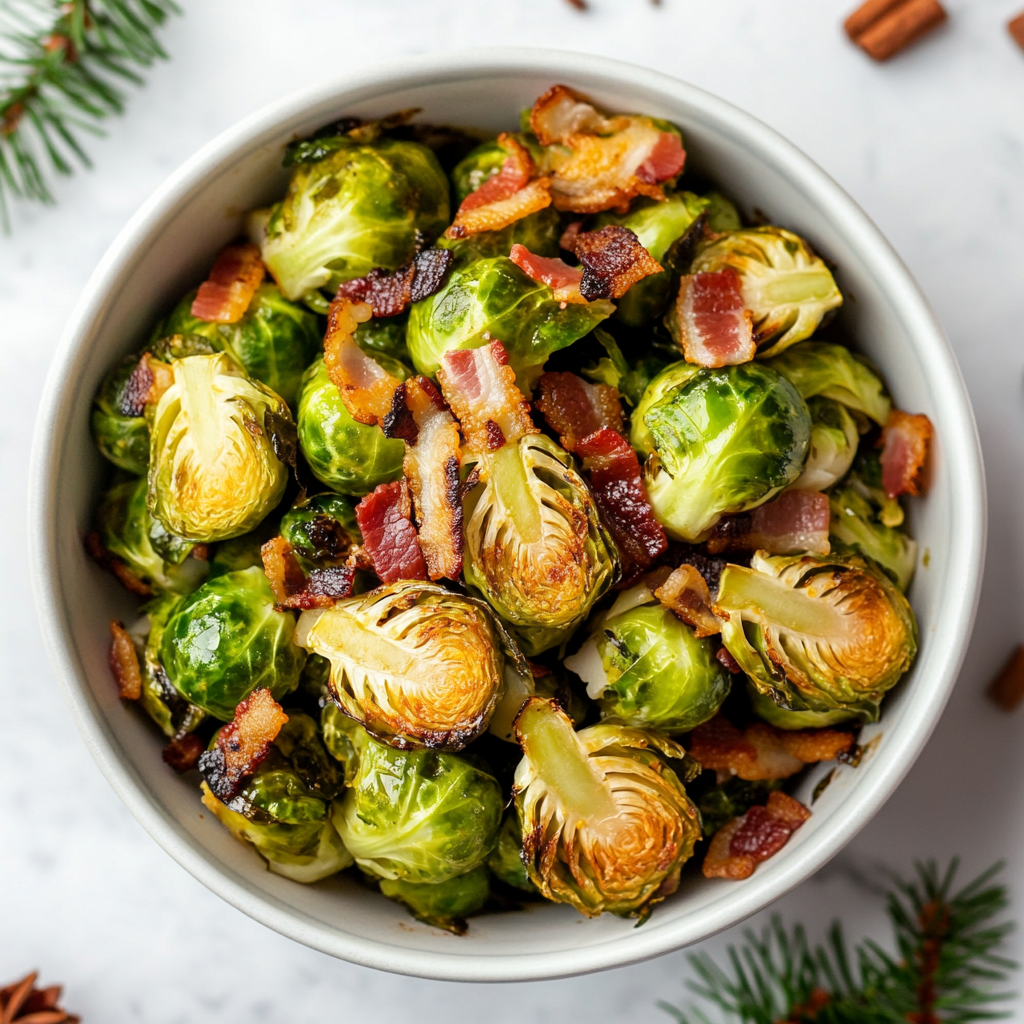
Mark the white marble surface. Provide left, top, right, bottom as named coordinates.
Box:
left=3, top=1, right=1024, bottom=1019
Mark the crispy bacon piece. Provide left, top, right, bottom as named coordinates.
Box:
left=703, top=792, right=812, bottom=880
left=672, top=269, right=756, bottom=368
left=446, top=133, right=552, bottom=239
left=191, top=242, right=265, bottom=323
left=509, top=244, right=586, bottom=304
left=198, top=688, right=288, bottom=801
left=690, top=716, right=855, bottom=782
left=573, top=225, right=663, bottom=301
left=575, top=427, right=668, bottom=578
left=120, top=352, right=174, bottom=417
left=108, top=620, right=142, bottom=700
left=323, top=297, right=397, bottom=425
left=355, top=480, right=428, bottom=583
left=529, top=85, right=686, bottom=213
left=403, top=378, right=463, bottom=580
left=260, top=536, right=357, bottom=609
left=87, top=531, right=152, bottom=596
left=654, top=564, right=721, bottom=637
left=880, top=409, right=933, bottom=499
left=534, top=371, right=624, bottom=451
left=437, top=340, right=538, bottom=452
left=162, top=734, right=204, bottom=773
left=706, top=490, right=831, bottom=556
left=336, top=248, right=454, bottom=317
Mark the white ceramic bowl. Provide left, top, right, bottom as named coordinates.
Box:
left=29, top=48, right=985, bottom=982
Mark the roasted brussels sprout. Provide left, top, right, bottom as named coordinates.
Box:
left=159, top=566, right=306, bottom=720
left=379, top=865, right=491, bottom=934
left=406, top=256, right=614, bottom=387
left=513, top=698, right=701, bottom=918
left=250, top=136, right=450, bottom=301
left=487, top=811, right=536, bottom=892
left=279, top=493, right=359, bottom=571
left=148, top=353, right=291, bottom=543
left=792, top=396, right=858, bottom=492
left=715, top=551, right=917, bottom=724
left=583, top=329, right=668, bottom=409
left=95, top=476, right=207, bottom=595
left=688, top=227, right=842, bottom=356
left=594, top=191, right=709, bottom=326
left=91, top=353, right=151, bottom=474
left=463, top=433, right=617, bottom=655
left=564, top=583, right=730, bottom=733
left=200, top=712, right=351, bottom=882
left=636, top=362, right=811, bottom=541
left=703, top=191, right=742, bottom=232
left=332, top=724, right=502, bottom=883
left=450, top=138, right=518, bottom=202
left=297, top=357, right=406, bottom=496
left=767, top=341, right=891, bottom=427
left=295, top=581, right=508, bottom=750
left=156, top=284, right=321, bottom=407
left=441, top=208, right=562, bottom=263
left=829, top=451, right=917, bottom=591
left=747, top=683, right=859, bottom=730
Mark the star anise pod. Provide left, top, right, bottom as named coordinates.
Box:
left=0, top=972, right=79, bottom=1024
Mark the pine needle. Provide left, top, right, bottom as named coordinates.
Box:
left=0, top=0, right=178, bottom=229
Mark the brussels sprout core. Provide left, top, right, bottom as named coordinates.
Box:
left=148, top=353, right=291, bottom=543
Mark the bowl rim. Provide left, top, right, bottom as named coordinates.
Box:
left=28, top=46, right=986, bottom=982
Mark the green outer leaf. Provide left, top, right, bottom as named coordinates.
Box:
left=380, top=865, right=491, bottom=933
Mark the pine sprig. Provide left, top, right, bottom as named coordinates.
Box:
left=0, top=0, right=178, bottom=227
left=660, top=861, right=1016, bottom=1024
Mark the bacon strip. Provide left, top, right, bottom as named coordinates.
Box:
left=572, top=225, right=662, bottom=301
left=108, top=620, right=142, bottom=700
left=672, top=269, right=755, bottom=368
left=323, top=297, right=397, bottom=426
left=403, top=378, right=463, bottom=581
left=575, top=428, right=668, bottom=578
left=880, top=409, right=933, bottom=499
left=355, top=480, right=428, bottom=583
left=191, top=243, right=265, bottom=323
left=260, top=536, right=356, bottom=610
left=534, top=371, right=624, bottom=452
left=335, top=248, right=454, bottom=317
left=446, top=134, right=552, bottom=239
left=703, top=792, right=811, bottom=880
left=529, top=85, right=686, bottom=214
left=120, top=352, right=173, bottom=417
left=689, top=716, right=855, bottom=782
left=509, top=244, right=585, bottom=303
left=437, top=340, right=538, bottom=452
left=706, top=490, right=831, bottom=556
left=198, top=688, right=288, bottom=801
left=654, top=564, right=720, bottom=637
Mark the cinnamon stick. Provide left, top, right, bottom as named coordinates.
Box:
left=845, top=0, right=948, bottom=61
left=987, top=644, right=1024, bottom=712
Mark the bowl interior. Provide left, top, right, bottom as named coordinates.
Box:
left=31, top=50, right=984, bottom=982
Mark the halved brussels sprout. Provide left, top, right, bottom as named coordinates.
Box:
left=156, top=284, right=321, bottom=407
left=95, top=476, right=207, bottom=595
left=487, top=811, right=536, bottom=892
left=406, top=256, right=614, bottom=388
left=159, top=566, right=306, bottom=720
left=200, top=714, right=351, bottom=883
left=250, top=136, right=450, bottom=301
left=294, top=581, right=508, bottom=750
left=829, top=451, right=917, bottom=591
left=148, top=353, right=291, bottom=543
left=91, top=353, right=151, bottom=474
left=792, top=396, right=858, bottom=492
left=689, top=227, right=842, bottom=356
left=463, top=433, right=618, bottom=656
left=514, top=698, right=701, bottom=918
left=593, top=191, right=709, bottom=326
left=715, top=551, right=917, bottom=724
left=297, top=357, right=406, bottom=496
left=637, top=362, right=811, bottom=541
left=379, top=865, right=491, bottom=934
left=332, top=724, right=502, bottom=884
left=564, top=583, right=730, bottom=733
left=767, top=341, right=891, bottom=427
